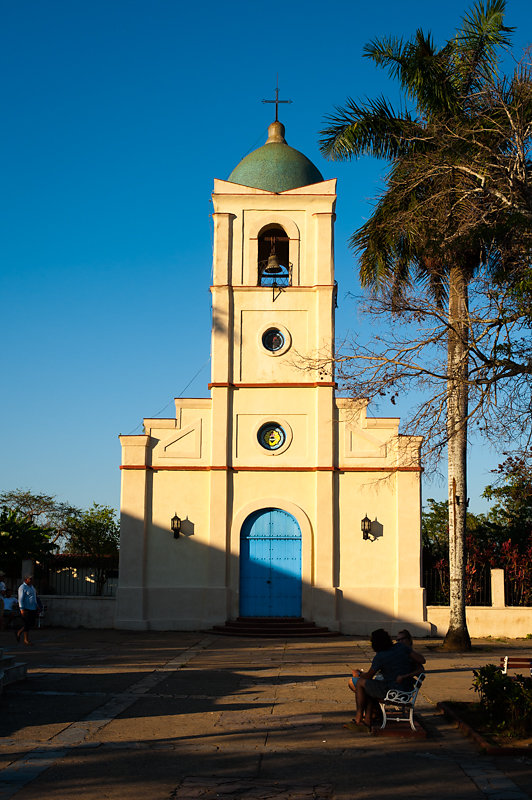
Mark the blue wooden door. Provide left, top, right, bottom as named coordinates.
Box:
left=239, top=508, right=301, bottom=617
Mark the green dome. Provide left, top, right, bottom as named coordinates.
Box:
left=228, top=121, right=324, bottom=193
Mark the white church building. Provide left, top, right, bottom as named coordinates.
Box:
left=117, top=116, right=429, bottom=635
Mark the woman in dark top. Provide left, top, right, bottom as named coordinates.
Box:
left=349, top=628, right=425, bottom=727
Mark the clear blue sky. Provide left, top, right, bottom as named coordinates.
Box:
left=2, top=0, right=530, bottom=515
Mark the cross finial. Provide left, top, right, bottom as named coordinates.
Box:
left=262, top=76, right=292, bottom=122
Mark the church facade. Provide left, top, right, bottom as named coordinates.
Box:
left=117, top=119, right=429, bottom=635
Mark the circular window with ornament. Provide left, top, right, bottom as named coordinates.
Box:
left=262, top=328, right=285, bottom=352
left=258, top=323, right=291, bottom=357
left=257, top=423, right=286, bottom=451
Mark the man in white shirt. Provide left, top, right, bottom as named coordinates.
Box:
left=17, top=575, right=38, bottom=645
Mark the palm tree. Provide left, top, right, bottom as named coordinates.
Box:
left=320, top=0, right=514, bottom=649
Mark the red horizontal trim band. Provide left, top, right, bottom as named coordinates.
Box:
left=210, top=285, right=336, bottom=290
left=120, top=465, right=421, bottom=473
left=340, top=466, right=422, bottom=472
left=208, top=382, right=337, bottom=389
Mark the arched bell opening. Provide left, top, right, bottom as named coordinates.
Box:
left=258, top=225, right=291, bottom=287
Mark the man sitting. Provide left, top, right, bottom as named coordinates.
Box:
left=3, top=590, right=20, bottom=629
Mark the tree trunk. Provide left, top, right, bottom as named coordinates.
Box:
left=443, top=266, right=471, bottom=651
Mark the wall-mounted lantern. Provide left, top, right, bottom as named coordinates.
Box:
left=361, top=514, right=372, bottom=540
left=171, top=513, right=181, bottom=539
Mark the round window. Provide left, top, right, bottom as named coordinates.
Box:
left=257, top=423, right=286, bottom=451
left=262, top=328, right=285, bottom=352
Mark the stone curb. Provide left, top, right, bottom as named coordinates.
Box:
left=438, top=701, right=532, bottom=756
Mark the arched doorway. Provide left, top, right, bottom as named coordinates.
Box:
left=239, top=508, right=302, bottom=617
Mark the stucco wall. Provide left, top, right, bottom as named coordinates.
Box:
left=41, top=596, right=116, bottom=628
left=427, top=606, right=532, bottom=638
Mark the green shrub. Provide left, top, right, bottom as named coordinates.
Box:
left=472, top=664, right=532, bottom=738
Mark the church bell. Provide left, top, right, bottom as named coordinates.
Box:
left=263, top=245, right=283, bottom=275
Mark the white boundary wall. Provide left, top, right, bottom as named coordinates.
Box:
left=427, top=606, right=532, bottom=638
left=41, top=596, right=116, bottom=629
left=40, top=569, right=532, bottom=635
left=427, top=569, right=532, bottom=638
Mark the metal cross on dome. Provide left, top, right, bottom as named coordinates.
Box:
left=262, top=78, right=292, bottom=122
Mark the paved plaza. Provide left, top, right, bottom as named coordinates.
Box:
left=0, top=628, right=531, bottom=799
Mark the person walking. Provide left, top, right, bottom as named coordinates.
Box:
left=16, top=575, right=39, bottom=645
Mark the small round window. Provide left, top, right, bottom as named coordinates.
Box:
left=262, top=328, right=285, bottom=353
left=258, top=423, right=286, bottom=451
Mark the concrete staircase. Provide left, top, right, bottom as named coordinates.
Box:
left=212, top=617, right=339, bottom=638
left=0, top=647, right=28, bottom=695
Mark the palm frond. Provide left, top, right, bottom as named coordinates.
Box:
left=403, top=32, right=460, bottom=115
left=319, top=96, right=421, bottom=161
left=454, top=0, right=514, bottom=89
left=366, top=30, right=459, bottom=116
left=416, top=256, right=449, bottom=307
left=350, top=186, right=420, bottom=294
left=363, top=35, right=407, bottom=78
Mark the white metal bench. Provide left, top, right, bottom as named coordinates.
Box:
left=378, top=672, right=426, bottom=731
left=36, top=605, right=47, bottom=629
left=499, top=656, right=532, bottom=676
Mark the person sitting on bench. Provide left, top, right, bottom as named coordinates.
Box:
left=395, top=629, right=426, bottom=684
left=348, top=628, right=425, bottom=728
left=3, top=590, right=19, bottom=629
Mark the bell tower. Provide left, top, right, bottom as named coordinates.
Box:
left=211, top=118, right=336, bottom=380
left=209, top=119, right=338, bottom=622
